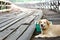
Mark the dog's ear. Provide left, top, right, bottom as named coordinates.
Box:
left=46, top=20, right=50, bottom=26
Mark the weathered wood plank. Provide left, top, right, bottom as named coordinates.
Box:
left=0, top=18, right=17, bottom=28
left=22, top=16, right=35, bottom=25
left=0, top=13, right=34, bottom=40
left=0, top=12, right=32, bottom=31
left=0, top=18, right=27, bottom=40
left=5, top=25, right=29, bottom=40
left=0, top=18, right=13, bottom=24
left=17, top=24, right=35, bottom=40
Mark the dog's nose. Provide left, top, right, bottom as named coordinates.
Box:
left=41, top=24, right=44, bottom=27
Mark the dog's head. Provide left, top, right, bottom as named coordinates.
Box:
left=39, top=19, right=50, bottom=30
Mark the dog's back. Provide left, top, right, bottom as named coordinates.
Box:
left=50, top=25, right=60, bottom=36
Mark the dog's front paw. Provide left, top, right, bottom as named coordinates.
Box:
left=35, top=34, right=44, bottom=38
left=35, top=34, right=45, bottom=38
left=35, top=35, right=40, bottom=38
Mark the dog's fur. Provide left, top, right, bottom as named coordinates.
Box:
left=35, top=19, right=60, bottom=38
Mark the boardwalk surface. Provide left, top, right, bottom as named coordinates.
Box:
left=0, top=8, right=43, bottom=40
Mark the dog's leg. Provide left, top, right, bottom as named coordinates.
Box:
left=35, top=34, right=42, bottom=38
left=35, top=34, right=46, bottom=38
left=35, top=30, right=46, bottom=38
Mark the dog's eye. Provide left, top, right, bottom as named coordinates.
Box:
left=44, top=22, right=45, bottom=23
left=40, top=21, right=42, bottom=23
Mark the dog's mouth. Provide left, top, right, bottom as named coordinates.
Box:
left=41, top=26, right=46, bottom=30
left=41, top=24, right=45, bottom=28
left=41, top=25, right=46, bottom=30
left=40, top=24, right=47, bottom=30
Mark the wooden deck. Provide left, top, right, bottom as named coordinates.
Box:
left=0, top=8, right=60, bottom=40
left=0, top=9, right=43, bottom=40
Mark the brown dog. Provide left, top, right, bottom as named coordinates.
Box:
left=35, top=19, right=60, bottom=38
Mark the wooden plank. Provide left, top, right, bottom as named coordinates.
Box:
left=0, top=14, right=33, bottom=40
left=0, top=17, right=21, bottom=31
left=17, top=24, right=35, bottom=40
left=33, top=11, right=43, bottom=19
left=0, top=17, right=13, bottom=24
left=0, top=10, right=34, bottom=31
left=5, top=25, right=29, bottom=40
left=0, top=13, right=28, bottom=31
left=0, top=11, right=29, bottom=24
left=0, top=17, right=27, bottom=40
left=0, top=12, right=27, bottom=28
left=22, top=11, right=43, bottom=25
left=0, top=18, right=17, bottom=28
left=22, top=16, right=35, bottom=25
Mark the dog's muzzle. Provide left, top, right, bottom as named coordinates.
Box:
left=41, top=24, right=46, bottom=30
left=41, top=24, right=44, bottom=28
